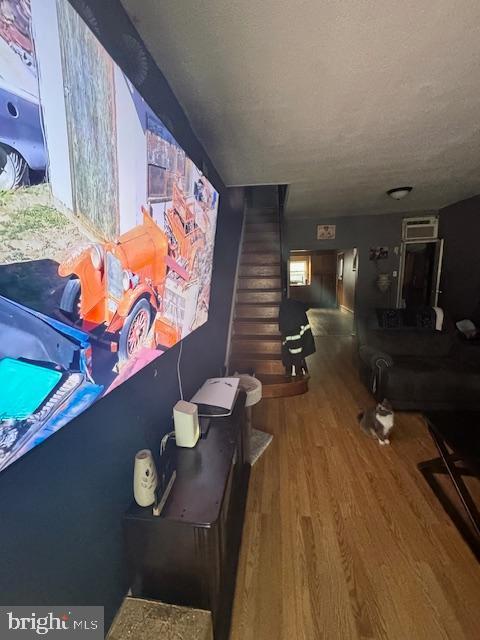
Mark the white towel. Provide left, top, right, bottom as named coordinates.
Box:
left=432, top=306, right=444, bottom=331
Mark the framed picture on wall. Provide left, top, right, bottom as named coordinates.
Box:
left=369, top=246, right=389, bottom=260
left=317, top=224, right=336, bottom=240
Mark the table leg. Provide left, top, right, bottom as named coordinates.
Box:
left=418, top=459, right=480, bottom=561
left=418, top=426, right=480, bottom=560
left=245, top=405, right=252, bottom=463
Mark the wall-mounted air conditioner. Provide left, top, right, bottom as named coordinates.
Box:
left=402, top=216, right=438, bottom=241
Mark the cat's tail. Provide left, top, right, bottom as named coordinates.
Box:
left=357, top=410, right=364, bottom=423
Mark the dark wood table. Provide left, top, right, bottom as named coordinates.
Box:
left=420, top=412, right=480, bottom=560
left=123, top=393, right=249, bottom=640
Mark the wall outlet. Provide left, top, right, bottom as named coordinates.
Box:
left=393, top=270, right=398, bottom=278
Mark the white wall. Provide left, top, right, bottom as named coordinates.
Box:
left=114, top=68, right=148, bottom=233
left=31, top=0, right=73, bottom=211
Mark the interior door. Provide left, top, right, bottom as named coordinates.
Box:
left=431, top=239, right=444, bottom=307
left=336, top=253, right=344, bottom=308
left=396, top=239, right=444, bottom=308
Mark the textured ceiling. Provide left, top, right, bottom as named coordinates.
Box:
left=121, top=0, right=480, bottom=217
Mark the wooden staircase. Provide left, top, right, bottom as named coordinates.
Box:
left=229, top=189, right=308, bottom=398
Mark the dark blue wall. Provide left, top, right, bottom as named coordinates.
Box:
left=0, top=0, right=244, bottom=631
left=284, top=212, right=407, bottom=314
left=439, top=195, right=480, bottom=321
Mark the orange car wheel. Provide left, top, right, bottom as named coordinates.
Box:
left=118, top=299, right=152, bottom=362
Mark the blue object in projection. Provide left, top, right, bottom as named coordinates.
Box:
left=0, top=358, right=62, bottom=419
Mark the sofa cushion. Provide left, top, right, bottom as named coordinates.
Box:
left=403, top=306, right=437, bottom=329
left=385, top=356, right=480, bottom=405
left=365, top=328, right=454, bottom=358
left=376, top=308, right=403, bottom=328
left=376, top=307, right=437, bottom=330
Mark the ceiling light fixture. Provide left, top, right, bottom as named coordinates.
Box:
left=387, top=186, right=413, bottom=200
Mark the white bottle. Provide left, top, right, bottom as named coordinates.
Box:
left=133, top=449, right=158, bottom=507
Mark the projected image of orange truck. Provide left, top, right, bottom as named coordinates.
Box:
left=57, top=208, right=189, bottom=363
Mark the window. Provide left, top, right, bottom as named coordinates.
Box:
left=289, top=256, right=311, bottom=286
left=146, top=117, right=189, bottom=202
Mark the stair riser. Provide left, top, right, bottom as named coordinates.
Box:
left=230, top=358, right=285, bottom=375
left=235, top=305, right=279, bottom=319
left=246, top=216, right=278, bottom=225
left=243, top=242, right=281, bottom=255
left=238, top=277, right=282, bottom=290
left=237, top=291, right=282, bottom=304
left=262, top=378, right=309, bottom=398
left=239, top=265, right=280, bottom=277
left=245, top=222, right=279, bottom=233
left=234, top=322, right=280, bottom=336
left=246, top=206, right=277, bottom=216
left=244, top=232, right=280, bottom=243
left=241, top=253, right=280, bottom=266
left=231, top=340, right=282, bottom=355
left=242, top=246, right=282, bottom=254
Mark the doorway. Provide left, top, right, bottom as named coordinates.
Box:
left=396, top=240, right=444, bottom=308
left=288, top=250, right=337, bottom=307
left=337, top=252, right=345, bottom=309
left=288, top=249, right=357, bottom=337
left=336, top=248, right=357, bottom=314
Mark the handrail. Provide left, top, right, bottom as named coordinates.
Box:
left=278, top=185, right=288, bottom=299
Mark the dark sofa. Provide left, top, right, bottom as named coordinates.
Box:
left=357, top=308, right=480, bottom=411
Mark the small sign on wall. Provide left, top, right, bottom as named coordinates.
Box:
left=317, top=224, right=336, bottom=240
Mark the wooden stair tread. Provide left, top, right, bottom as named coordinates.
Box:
left=256, top=374, right=294, bottom=383
left=236, top=287, right=282, bottom=292
left=233, top=320, right=280, bottom=336
left=232, top=338, right=281, bottom=343
left=237, top=293, right=282, bottom=304
left=234, top=317, right=279, bottom=323
left=239, top=266, right=280, bottom=277
left=231, top=352, right=283, bottom=361
left=233, top=336, right=281, bottom=342
left=258, top=374, right=309, bottom=398
left=240, top=254, right=280, bottom=265
left=257, top=373, right=309, bottom=384
left=235, top=305, right=279, bottom=319
left=231, top=340, right=281, bottom=354
left=238, top=276, right=280, bottom=280
left=239, top=257, right=280, bottom=262
left=235, top=302, right=279, bottom=312
left=240, top=254, right=280, bottom=260
left=237, top=279, right=282, bottom=290
left=244, top=225, right=279, bottom=228
left=244, top=231, right=279, bottom=237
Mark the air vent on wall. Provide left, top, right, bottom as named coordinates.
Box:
left=402, top=216, right=438, bottom=241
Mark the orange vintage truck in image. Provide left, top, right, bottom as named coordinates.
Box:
left=58, top=205, right=203, bottom=363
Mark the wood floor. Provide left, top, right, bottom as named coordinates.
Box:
left=230, top=336, right=480, bottom=640
left=308, top=308, right=355, bottom=337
